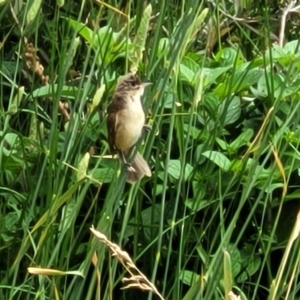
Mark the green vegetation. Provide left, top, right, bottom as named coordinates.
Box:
left=1, top=0, right=300, bottom=299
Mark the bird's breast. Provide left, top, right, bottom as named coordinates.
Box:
left=114, top=100, right=145, bottom=151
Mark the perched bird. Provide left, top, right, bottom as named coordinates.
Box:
left=106, top=73, right=152, bottom=183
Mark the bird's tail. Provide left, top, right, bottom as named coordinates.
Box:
left=126, top=151, right=152, bottom=183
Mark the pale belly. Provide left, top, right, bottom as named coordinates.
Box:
left=114, top=105, right=145, bottom=151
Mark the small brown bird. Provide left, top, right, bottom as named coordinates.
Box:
left=106, top=73, right=152, bottom=183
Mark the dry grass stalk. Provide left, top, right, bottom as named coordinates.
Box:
left=90, top=226, right=165, bottom=300
left=24, top=39, right=49, bottom=85
left=279, top=1, right=300, bottom=47
left=23, top=38, right=70, bottom=121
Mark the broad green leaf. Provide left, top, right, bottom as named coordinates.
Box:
left=283, top=40, right=300, bottom=55
left=256, top=72, right=283, bottom=99
left=202, top=92, right=219, bottom=116
left=202, top=66, right=231, bottom=88
left=124, top=203, right=166, bottom=240
left=220, top=96, right=241, bottom=126
left=215, top=138, right=229, bottom=151
left=1, top=61, right=20, bottom=78
left=180, top=270, right=199, bottom=286
left=237, top=252, right=261, bottom=283
left=65, top=18, right=95, bottom=46
left=113, top=16, right=137, bottom=46
left=214, top=68, right=263, bottom=96
left=185, top=199, right=210, bottom=212
left=2, top=132, right=19, bottom=147
left=182, top=55, right=199, bottom=73
left=179, top=64, right=195, bottom=83
left=215, top=47, right=244, bottom=66
left=166, top=160, right=193, bottom=180
left=230, top=129, right=254, bottom=151
left=201, top=151, right=231, bottom=171
left=235, top=68, right=263, bottom=91
left=227, top=244, right=241, bottom=278
left=32, top=84, right=82, bottom=99
left=91, top=168, right=115, bottom=183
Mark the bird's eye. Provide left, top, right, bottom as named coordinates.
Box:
left=128, top=76, right=137, bottom=86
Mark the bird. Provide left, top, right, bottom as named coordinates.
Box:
left=106, top=73, right=152, bottom=183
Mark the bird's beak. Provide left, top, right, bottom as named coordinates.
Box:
left=142, top=82, right=152, bottom=88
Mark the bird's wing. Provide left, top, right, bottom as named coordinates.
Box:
left=106, top=105, right=118, bottom=154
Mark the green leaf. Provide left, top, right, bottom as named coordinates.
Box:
left=179, top=63, right=195, bottom=83
left=230, top=129, right=254, bottom=151
left=227, top=244, right=241, bottom=278
left=237, top=252, right=261, bottom=282
left=2, top=132, right=19, bottom=147
left=32, top=84, right=82, bottom=99
left=91, top=168, right=115, bottom=183
left=166, top=160, right=193, bottom=180
left=124, top=203, right=165, bottom=240
left=256, top=72, right=283, bottom=99
left=220, top=96, right=241, bottom=126
left=235, top=68, right=263, bottom=91
left=283, top=40, right=300, bottom=55
left=202, top=66, right=231, bottom=88
left=215, top=47, right=244, bottom=66
left=201, top=151, right=231, bottom=171
left=214, top=68, right=263, bottom=96
left=65, top=18, right=95, bottom=46
left=185, top=198, right=209, bottom=212
left=182, top=55, right=200, bottom=73
left=180, top=270, right=200, bottom=286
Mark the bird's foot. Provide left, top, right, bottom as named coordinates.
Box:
left=125, top=162, right=136, bottom=173
left=143, top=124, right=152, bottom=132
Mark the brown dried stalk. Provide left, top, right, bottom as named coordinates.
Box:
left=24, top=39, right=49, bottom=86
left=279, top=1, right=300, bottom=47
left=23, top=38, right=70, bottom=121
left=90, top=226, right=165, bottom=300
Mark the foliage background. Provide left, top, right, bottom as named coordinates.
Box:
left=1, top=0, right=300, bottom=299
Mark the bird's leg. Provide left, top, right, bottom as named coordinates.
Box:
left=119, top=150, right=136, bottom=172
left=143, top=124, right=152, bottom=132
left=119, top=150, right=130, bottom=166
